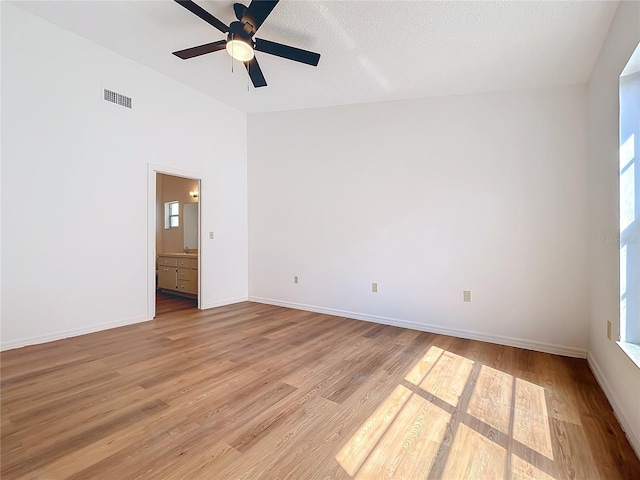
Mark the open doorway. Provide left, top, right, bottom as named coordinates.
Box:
left=147, top=165, right=201, bottom=319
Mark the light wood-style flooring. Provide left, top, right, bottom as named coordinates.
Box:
left=1, top=301, right=639, bottom=479
left=155, top=291, right=198, bottom=316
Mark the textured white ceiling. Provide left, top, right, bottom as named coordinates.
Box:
left=10, top=0, right=619, bottom=113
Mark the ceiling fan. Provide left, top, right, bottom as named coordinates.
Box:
left=172, top=0, right=321, bottom=88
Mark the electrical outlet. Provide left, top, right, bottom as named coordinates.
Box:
left=294, top=276, right=299, bottom=284
left=209, top=232, right=214, bottom=240
left=607, top=321, right=612, bottom=340
left=372, top=282, right=378, bottom=293
left=463, top=290, right=472, bottom=302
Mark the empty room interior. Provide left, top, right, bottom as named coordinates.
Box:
left=1, top=0, right=640, bottom=478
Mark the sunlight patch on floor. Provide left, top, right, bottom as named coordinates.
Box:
left=337, top=387, right=451, bottom=479
left=511, top=453, right=556, bottom=480
left=467, top=364, right=513, bottom=434
left=418, top=350, right=474, bottom=408
left=335, top=384, right=413, bottom=476
left=513, top=378, right=554, bottom=460
left=404, top=346, right=443, bottom=385
left=336, top=346, right=558, bottom=479
left=442, top=423, right=506, bottom=479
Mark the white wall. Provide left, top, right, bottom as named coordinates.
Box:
left=0, top=3, right=248, bottom=349
left=248, top=85, right=589, bottom=357
left=586, top=0, right=640, bottom=457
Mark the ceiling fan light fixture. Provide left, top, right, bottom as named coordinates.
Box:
left=172, top=1, right=321, bottom=88
left=226, top=38, right=254, bottom=62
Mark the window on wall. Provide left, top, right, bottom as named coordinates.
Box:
left=165, top=201, right=179, bottom=229
left=619, top=43, right=640, bottom=356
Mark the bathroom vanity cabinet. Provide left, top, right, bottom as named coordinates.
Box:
left=157, top=254, right=198, bottom=296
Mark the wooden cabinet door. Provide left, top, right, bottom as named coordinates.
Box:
left=158, top=266, right=177, bottom=290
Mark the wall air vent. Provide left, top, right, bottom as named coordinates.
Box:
left=103, top=88, right=132, bottom=109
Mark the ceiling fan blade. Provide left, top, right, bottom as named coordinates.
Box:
left=174, top=0, right=229, bottom=33
left=233, top=3, right=248, bottom=21
left=254, top=38, right=320, bottom=66
left=244, top=57, right=267, bottom=88
left=240, top=0, right=279, bottom=36
left=173, top=40, right=227, bottom=59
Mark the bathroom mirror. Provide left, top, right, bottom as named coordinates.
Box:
left=183, top=202, right=198, bottom=250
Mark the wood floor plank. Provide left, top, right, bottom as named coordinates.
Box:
left=2, top=399, right=169, bottom=478
left=549, top=417, right=602, bottom=480
left=511, top=453, right=556, bottom=480
left=440, top=422, right=507, bottom=480
left=419, top=348, right=475, bottom=408
left=216, top=395, right=336, bottom=480
left=1, top=299, right=638, bottom=479
left=336, top=384, right=413, bottom=476
left=152, top=441, right=241, bottom=480
left=466, top=364, right=513, bottom=434
left=30, top=411, right=202, bottom=479
left=2, top=384, right=152, bottom=452
left=533, top=352, right=583, bottom=425
left=185, top=368, right=298, bottom=426
left=263, top=368, right=401, bottom=480
left=356, top=391, right=451, bottom=479
left=513, top=377, right=554, bottom=460
left=1, top=360, right=118, bottom=413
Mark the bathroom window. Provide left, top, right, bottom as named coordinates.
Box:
left=165, top=201, right=179, bottom=229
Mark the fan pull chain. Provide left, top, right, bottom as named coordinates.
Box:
left=230, top=33, right=234, bottom=73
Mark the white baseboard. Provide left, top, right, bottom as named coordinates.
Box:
left=200, top=296, right=248, bottom=310
left=587, top=352, right=640, bottom=460
left=1, top=296, right=249, bottom=352
left=0, top=315, right=150, bottom=352
left=248, top=296, right=587, bottom=359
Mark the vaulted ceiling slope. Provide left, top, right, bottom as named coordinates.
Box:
left=10, top=0, right=619, bottom=113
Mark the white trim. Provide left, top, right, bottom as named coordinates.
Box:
left=0, top=297, right=248, bottom=351
left=0, top=316, right=149, bottom=352
left=201, top=296, right=248, bottom=310
left=587, top=352, right=640, bottom=459
left=147, top=164, right=157, bottom=320
left=196, top=178, right=202, bottom=310
left=617, top=341, right=640, bottom=369
left=148, top=163, right=202, bottom=182
left=248, top=296, right=587, bottom=358
left=148, top=163, right=203, bottom=320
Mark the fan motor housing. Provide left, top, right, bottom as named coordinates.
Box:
left=228, top=20, right=254, bottom=45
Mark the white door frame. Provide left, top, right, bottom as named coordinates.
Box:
left=147, top=163, right=202, bottom=319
